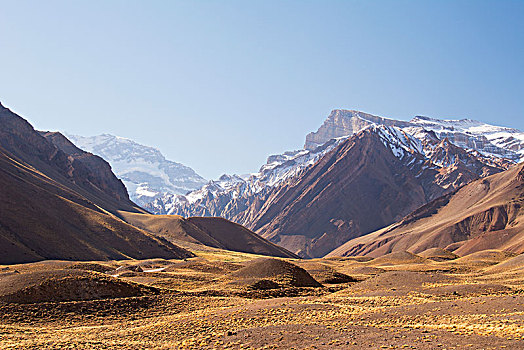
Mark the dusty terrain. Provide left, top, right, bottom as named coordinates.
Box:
left=0, top=248, right=522, bottom=349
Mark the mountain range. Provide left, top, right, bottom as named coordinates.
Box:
left=0, top=102, right=297, bottom=263
left=64, top=108, right=523, bottom=258
left=305, top=110, right=524, bottom=161
left=7, top=98, right=523, bottom=261
left=242, top=125, right=512, bottom=257
left=65, top=110, right=524, bottom=257
left=65, top=133, right=207, bottom=209
left=328, top=162, right=524, bottom=257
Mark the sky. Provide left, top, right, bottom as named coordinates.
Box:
left=0, top=1, right=523, bottom=179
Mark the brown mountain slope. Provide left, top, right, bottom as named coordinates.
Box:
left=0, top=148, right=193, bottom=264
left=238, top=125, right=507, bottom=258
left=246, top=128, right=429, bottom=258
left=0, top=102, right=192, bottom=264
left=0, top=102, right=144, bottom=215
left=328, top=163, right=524, bottom=258
left=120, top=213, right=299, bottom=258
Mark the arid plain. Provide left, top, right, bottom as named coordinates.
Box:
left=1, top=245, right=522, bottom=349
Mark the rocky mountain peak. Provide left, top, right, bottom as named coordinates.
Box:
left=305, top=110, right=412, bottom=150
left=307, top=109, right=524, bottom=162
left=66, top=133, right=207, bottom=208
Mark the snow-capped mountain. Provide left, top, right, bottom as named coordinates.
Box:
left=154, top=118, right=512, bottom=222
left=159, top=110, right=519, bottom=222
left=66, top=110, right=521, bottom=219
left=144, top=138, right=343, bottom=215
left=306, top=110, right=524, bottom=161
left=236, top=124, right=510, bottom=257
left=65, top=134, right=207, bottom=208
left=407, top=116, right=524, bottom=161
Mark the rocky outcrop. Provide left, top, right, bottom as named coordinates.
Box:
left=304, top=110, right=410, bottom=150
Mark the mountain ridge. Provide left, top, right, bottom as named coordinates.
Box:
left=242, top=125, right=510, bottom=257
left=149, top=110, right=519, bottom=223
left=327, top=161, right=524, bottom=257
left=0, top=102, right=193, bottom=263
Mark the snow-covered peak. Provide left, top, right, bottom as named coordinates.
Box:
left=405, top=118, right=524, bottom=161
left=410, top=115, right=484, bottom=129
left=305, top=110, right=524, bottom=162
left=65, top=133, right=207, bottom=206
left=369, top=124, right=424, bottom=159
left=304, top=109, right=410, bottom=150
left=217, top=174, right=245, bottom=187
left=409, top=116, right=519, bottom=135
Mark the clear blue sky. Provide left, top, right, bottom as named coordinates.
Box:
left=1, top=1, right=523, bottom=179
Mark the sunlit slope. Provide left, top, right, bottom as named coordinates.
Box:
left=120, top=212, right=299, bottom=258
left=329, top=163, right=524, bottom=257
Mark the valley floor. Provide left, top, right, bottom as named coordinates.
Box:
left=0, top=249, right=523, bottom=349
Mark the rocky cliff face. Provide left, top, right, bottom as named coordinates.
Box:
left=304, top=110, right=411, bottom=150
left=305, top=110, right=524, bottom=161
